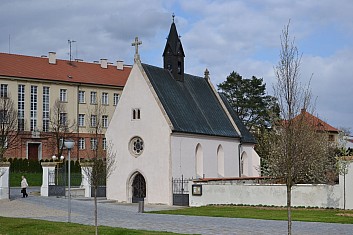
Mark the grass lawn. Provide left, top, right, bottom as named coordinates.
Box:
left=9, top=172, right=83, bottom=187
left=0, top=216, right=181, bottom=235
left=151, top=205, right=353, bottom=224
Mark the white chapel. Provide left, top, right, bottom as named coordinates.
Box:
left=106, top=18, right=260, bottom=205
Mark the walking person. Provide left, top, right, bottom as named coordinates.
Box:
left=21, top=176, right=28, bottom=198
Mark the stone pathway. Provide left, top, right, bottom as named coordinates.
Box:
left=1, top=187, right=353, bottom=234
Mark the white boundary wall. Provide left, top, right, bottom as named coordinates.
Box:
left=190, top=183, right=341, bottom=208
left=190, top=161, right=353, bottom=209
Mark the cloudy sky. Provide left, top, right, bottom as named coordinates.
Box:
left=1, top=0, right=352, bottom=132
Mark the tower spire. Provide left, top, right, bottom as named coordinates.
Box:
left=163, top=15, right=185, bottom=81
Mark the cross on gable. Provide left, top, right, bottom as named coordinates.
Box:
left=132, top=37, right=142, bottom=62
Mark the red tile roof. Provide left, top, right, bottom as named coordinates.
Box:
left=290, top=109, right=339, bottom=133
left=0, top=53, right=131, bottom=87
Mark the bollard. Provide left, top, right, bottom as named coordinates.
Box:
left=138, top=200, right=144, bottom=213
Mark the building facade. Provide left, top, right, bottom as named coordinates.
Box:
left=106, top=20, right=260, bottom=205
left=0, top=52, right=130, bottom=160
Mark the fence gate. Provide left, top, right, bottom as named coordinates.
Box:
left=172, top=175, right=190, bottom=206
left=48, top=165, right=66, bottom=196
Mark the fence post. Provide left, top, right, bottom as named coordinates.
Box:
left=80, top=162, right=93, bottom=197
left=0, top=162, right=10, bottom=200
left=40, top=162, right=56, bottom=196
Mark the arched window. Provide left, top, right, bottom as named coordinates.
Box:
left=217, top=145, right=224, bottom=177
left=241, top=152, right=249, bottom=177
left=195, top=144, right=203, bottom=178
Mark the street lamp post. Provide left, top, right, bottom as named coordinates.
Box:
left=64, top=139, right=75, bottom=223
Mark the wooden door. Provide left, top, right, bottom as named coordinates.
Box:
left=28, top=143, right=39, bottom=160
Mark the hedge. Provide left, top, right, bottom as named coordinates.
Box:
left=4, top=158, right=81, bottom=173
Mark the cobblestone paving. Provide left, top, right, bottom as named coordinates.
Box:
left=1, top=187, right=353, bottom=234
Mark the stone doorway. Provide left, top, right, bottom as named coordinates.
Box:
left=131, top=172, right=146, bottom=203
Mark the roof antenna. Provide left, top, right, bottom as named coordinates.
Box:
left=68, top=39, right=76, bottom=63
left=8, top=34, right=11, bottom=54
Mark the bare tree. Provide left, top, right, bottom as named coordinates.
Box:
left=265, top=21, right=332, bottom=235
left=83, top=100, right=116, bottom=235
left=0, top=95, right=20, bottom=161
left=49, top=99, right=76, bottom=158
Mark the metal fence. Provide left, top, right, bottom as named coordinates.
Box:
left=172, top=175, right=192, bottom=206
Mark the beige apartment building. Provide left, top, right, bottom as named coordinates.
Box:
left=0, top=52, right=131, bottom=160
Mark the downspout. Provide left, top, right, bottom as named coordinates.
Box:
left=77, top=84, right=80, bottom=162
left=238, top=139, right=242, bottom=177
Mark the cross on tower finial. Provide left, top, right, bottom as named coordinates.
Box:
left=172, top=13, right=175, bottom=23
left=131, top=36, right=142, bottom=62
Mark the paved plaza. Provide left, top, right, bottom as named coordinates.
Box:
left=1, top=187, right=353, bottom=234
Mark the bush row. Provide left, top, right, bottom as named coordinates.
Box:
left=4, top=158, right=81, bottom=173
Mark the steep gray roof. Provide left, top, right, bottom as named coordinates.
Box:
left=142, top=63, right=241, bottom=138
left=219, top=93, right=257, bottom=144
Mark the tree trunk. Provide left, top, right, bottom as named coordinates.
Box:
left=95, top=186, right=98, bottom=235
left=287, top=184, right=292, bottom=235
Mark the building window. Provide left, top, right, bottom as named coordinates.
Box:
left=79, top=138, right=85, bottom=150
left=103, top=137, right=107, bottom=150
left=129, top=136, right=144, bottom=156
left=132, top=108, right=140, bottom=120
left=18, top=85, right=25, bottom=131
left=30, top=85, right=38, bottom=131
left=0, top=136, right=8, bottom=149
left=60, top=89, right=67, bottom=102
left=328, top=135, right=334, bottom=141
left=102, top=115, right=108, bottom=128
left=90, top=115, right=97, bottom=127
left=90, top=91, right=97, bottom=104
left=78, top=91, right=85, bottom=103
left=60, top=113, right=67, bottom=126
left=0, top=84, right=8, bottom=98
left=90, top=138, right=97, bottom=150
left=78, top=114, right=85, bottom=127
left=42, top=87, right=50, bottom=132
left=113, top=93, right=119, bottom=106
left=102, top=92, right=108, bottom=105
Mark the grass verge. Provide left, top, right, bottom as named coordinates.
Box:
left=150, top=205, right=353, bottom=224
left=0, top=216, right=181, bottom=235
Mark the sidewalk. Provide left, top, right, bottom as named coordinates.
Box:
left=1, top=187, right=353, bottom=234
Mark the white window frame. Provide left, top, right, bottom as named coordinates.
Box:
left=42, top=86, right=50, bottom=132
left=78, top=90, right=85, bottom=103
left=113, top=93, right=119, bottom=106
left=0, top=84, right=8, bottom=98
left=90, top=138, right=97, bottom=150
left=90, top=115, right=97, bottom=127
left=79, top=138, right=85, bottom=150
left=102, top=115, right=108, bottom=128
left=78, top=114, right=85, bottom=127
left=102, top=92, right=109, bottom=105
left=102, top=137, right=107, bottom=150
left=60, top=112, right=67, bottom=126
left=18, top=85, right=25, bottom=131
left=60, top=89, right=67, bottom=102
left=30, top=85, right=38, bottom=131
left=90, top=91, right=97, bottom=104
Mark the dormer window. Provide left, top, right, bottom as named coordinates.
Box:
left=132, top=108, right=141, bottom=120
left=178, top=61, right=181, bottom=74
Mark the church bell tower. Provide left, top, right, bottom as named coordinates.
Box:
left=163, top=15, right=185, bottom=82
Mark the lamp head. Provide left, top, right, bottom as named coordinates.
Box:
left=64, top=139, right=75, bottom=149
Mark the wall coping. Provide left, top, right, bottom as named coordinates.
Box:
left=41, top=162, right=57, bottom=167
left=0, top=162, right=11, bottom=167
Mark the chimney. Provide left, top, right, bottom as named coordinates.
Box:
left=100, top=59, right=108, bottom=69
left=48, top=52, right=56, bottom=64
left=116, top=60, right=124, bottom=70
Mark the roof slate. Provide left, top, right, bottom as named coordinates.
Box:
left=0, top=53, right=130, bottom=87
left=142, top=63, right=242, bottom=138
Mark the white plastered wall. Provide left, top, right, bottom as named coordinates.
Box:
left=106, top=63, right=172, bottom=205
left=171, top=134, right=241, bottom=179
left=241, top=144, right=260, bottom=177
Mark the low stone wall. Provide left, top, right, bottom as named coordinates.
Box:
left=189, top=182, right=341, bottom=208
